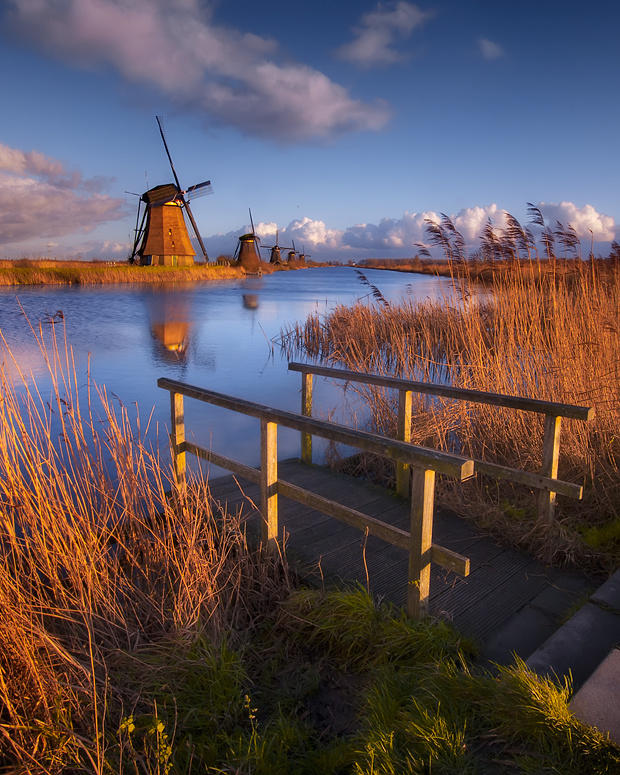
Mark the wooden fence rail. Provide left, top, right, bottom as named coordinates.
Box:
left=158, top=376, right=475, bottom=619
left=288, top=362, right=593, bottom=525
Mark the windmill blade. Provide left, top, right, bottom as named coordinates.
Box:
left=130, top=202, right=148, bottom=262
left=156, top=115, right=182, bottom=191
left=125, top=190, right=141, bottom=197
left=249, top=208, right=255, bottom=235
left=184, top=179, right=212, bottom=201
left=182, top=198, right=209, bottom=261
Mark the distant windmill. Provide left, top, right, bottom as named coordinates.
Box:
left=234, top=209, right=262, bottom=273
left=260, top=228, right=293, bottom=265
left=286, top=239, right=298, bottom=264
left=130, top=116, right=212, bottom=266
left=297, top=244, right=311, bottom=264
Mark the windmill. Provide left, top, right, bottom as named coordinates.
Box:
left=297, top=244, right=311, bottom=264
left=234, top=209, right=262, bottom=273
left=130, top=116, right=212, bottom=266
left=286, top=239, right=299, bottom=264
left=260, top=228, right=293, bottom=265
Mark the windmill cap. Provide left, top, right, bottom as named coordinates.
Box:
left=142, top=183, right=180, bottom=204
left=239, top=233, right=260, bottom=242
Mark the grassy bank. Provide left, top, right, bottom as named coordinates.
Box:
left=282, top=259, right=619, bottom=571
left=0, top=258, right=332, bottom=286
left=1, top=324, right=618, bottom=772
left=0, top=259, right=248, bottom=286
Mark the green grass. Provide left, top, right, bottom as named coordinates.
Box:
left=103, top=588, right=619, bottom=774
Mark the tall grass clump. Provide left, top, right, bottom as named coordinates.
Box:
left=282, top=255, right=619, bottom=569
left=0, top=320, right=288, bottom=772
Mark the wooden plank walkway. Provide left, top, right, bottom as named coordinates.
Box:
left=208, top=459, right=589, bottom=650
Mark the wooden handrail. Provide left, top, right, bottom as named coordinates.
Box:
left=288, top=362, right=594, bottom=420
left=288, top=362, right=591, bottom=523
left=157, top=377, right=474, bottom=480
left=158, top=377, right=477, bottom=620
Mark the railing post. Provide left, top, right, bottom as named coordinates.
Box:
left=260, top=419, right=279, bottom=546
left=396, top=389, right=412, bottom=497
left=300, top=372, right=313, bottom=464
left=170, top=391, right=186, bottom=489
left=537, top=414, right=562, bottom=525
left=407, top=466, right=435, bottom=619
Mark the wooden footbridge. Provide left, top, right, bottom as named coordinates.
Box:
left=158, top=364, right=592, bottom=642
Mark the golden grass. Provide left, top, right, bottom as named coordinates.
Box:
left=0, top=321, right=288, bottom=772
left=0, top=259, right=245, bottom=286
left=282, top=259, right=619, bottom=568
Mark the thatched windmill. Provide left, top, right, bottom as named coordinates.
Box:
left=260, top=228, right=292, bottom=265
left=234, top=209, right=262, bottom=273
left=130, top=117, right=212, bottom=266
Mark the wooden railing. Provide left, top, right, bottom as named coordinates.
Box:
left=288, top=362, right=593, bottom=525
left=158, top=376, right=476, bottom=619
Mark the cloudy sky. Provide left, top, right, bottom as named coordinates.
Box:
left=0, top=0, right=618, bottom=260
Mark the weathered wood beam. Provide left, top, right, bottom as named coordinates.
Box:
left=170, top=392, right=186, bottom=488
left=158, top=378, right=474, bottom=480
left=182, top=442, right=261, bottom=484
left=537, top=414, right=562, bottom=525
left=474, top=457, right=581, bottom=498
left=277, top=479, right=410, bottom=550
left=288, top=362, right=593, bottom=420
left=260, top=419, right=278, bottom=545
left=301, top=372, right=313, bottom=465
left=408, top=467, right=435, bottom=619
left=396, top=389, right=412, bottom=498
left=431, top=544, right=470, bottom=576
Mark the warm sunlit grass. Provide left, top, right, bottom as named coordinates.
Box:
left=282, top=258, right=619, bottom=568
left=0, top=314, right=618, bottom=772
left=0, top=258, right=244, bottom=285
left=0, top=321, right=289, bottom=771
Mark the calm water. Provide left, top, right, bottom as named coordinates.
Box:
left=0, top=267, right=454, bottom=470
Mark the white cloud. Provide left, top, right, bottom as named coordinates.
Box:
left=538, top=201, right=615, bottom=241
left=478, top=38, right=504, bottom=60
left=7, top=0, right=390, bottom=141
left=338, top=2, right=432, bottom=67
left=205, top=201, right=616, bottom=260
left=0, top=143, right=128, bottom=248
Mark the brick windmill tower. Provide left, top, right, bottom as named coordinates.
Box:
left=130, top=117, right=212, bottom=266
left=234, top=209, right=262, bottom=274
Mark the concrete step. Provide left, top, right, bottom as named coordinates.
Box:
left=526, top=570, right=620, bottom=688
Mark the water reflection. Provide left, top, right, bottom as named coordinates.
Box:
left=0, top=268, right=457, bottom=469
left=242, top=294, right=259, bottom=310
left=146, top=288, right=194, bottom=365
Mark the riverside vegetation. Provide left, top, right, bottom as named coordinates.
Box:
left=283, top=212, right=620, bottom=572
left=1, top=319, right=619, bottom=772
left=0, top=258, right=332, bottom=286
left=0, top=259, right=243, bottom=286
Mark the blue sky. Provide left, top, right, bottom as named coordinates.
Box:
left=0, top=0, right=618, bottom=261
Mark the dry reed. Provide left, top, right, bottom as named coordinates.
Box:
left=0, top=320, right=288, bottom=772
left=282, top=259, right=619, bottom=568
